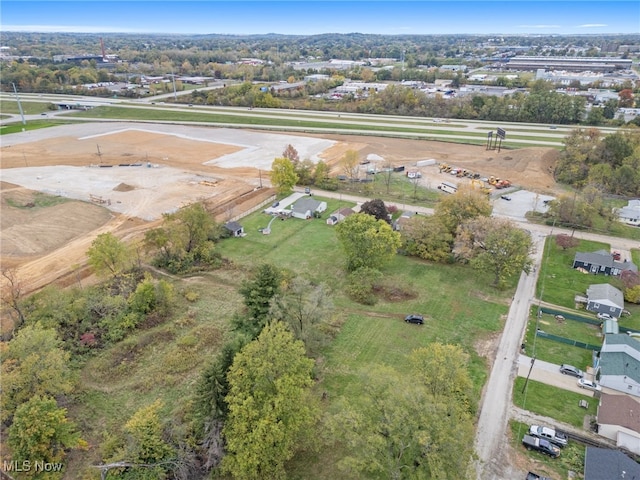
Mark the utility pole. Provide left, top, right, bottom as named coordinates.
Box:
left=12, top=83, right=26, bottom=127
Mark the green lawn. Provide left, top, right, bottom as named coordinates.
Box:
left=0, top=98, right=54, bottom=115
left=0, top=119, right=71, bottom=135
left=514, top=377, right=597, bottom=428
left=215, top=198, right=514, bottom=477
left=523, top=307, right=596, bottom=371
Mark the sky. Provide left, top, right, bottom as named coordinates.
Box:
left=1, top=1, right=639, bottom=36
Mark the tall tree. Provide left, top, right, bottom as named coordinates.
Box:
left=360, top=198, right=390, bottom=224
left=335, top=213, right=402, bottom=272
left=222, top=322, right=318, bottom=480
left=454, top=217, right=534, bottom=288
left=87, top=232, right=131, bottom=278
left=124, top=400, right=174, bottom=464
left=340, top=149, right=359, bottom=181
left=281, top=144, right=299, bottom=163
left=269, top=276, right=333, bottom=356
left=270, top=157, right=299, bottom=195
left=401, top=215, right=453, bottom=262
left=236, top=263, right=282, bottom=338
left=329, top=365, right=475, bottom=480
left=1, top=323, right=74, bottom=422
left=8, top=395, right=85, bottom=475
left=434, top=185, right=491, bottom=236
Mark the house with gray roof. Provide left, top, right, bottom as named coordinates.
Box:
left=615, top=199, right=640, bottom=226
left=584, top=447, right=640, bottom=479
left=573, top=249, right=637, bottom=276
left=326, top=207, right=355, bottom=226
left=224, top=221, right=245, bottom=237
left=596, top=393, right=640, bottom=454
left=586, top=284, right=625, bottom=318
left=289, top=197, right=327, bottom=220
left=596, top=334, right=640, bottom=397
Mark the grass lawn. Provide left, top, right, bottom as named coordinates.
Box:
left=0, top=99, right=54, bottom=115
left=514, top=377, right=597, bottom=428
left=523, top=307, right=596, bottom=371
left=510, top=420, right=586, bottom=479
left=0, top=119, right=71, bottom=135
left=215, top=199, right=514, bottom=478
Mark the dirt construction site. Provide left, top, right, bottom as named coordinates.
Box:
left=0, top=122, right=560, bottom=297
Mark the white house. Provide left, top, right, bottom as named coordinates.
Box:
left=596, top=334, right=640, bottom=397
left=615, top=199, right=640, bottom=226
left=290, top=197, right=327, bottom=220
left=597, top=393, right=640, bottom=454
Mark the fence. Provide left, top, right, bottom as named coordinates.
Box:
left=535, top=329, right=601, bottom=351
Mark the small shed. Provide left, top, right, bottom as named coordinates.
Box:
left=224, top=221, right=244, bottom=237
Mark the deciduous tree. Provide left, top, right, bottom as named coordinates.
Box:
left=454, top=217, right=534, bottom=288
left=269, top=276, right=333, bottom=356
left=270, top=157, right=299, bottom=194
left=555, top=234, right=579, bottom=250
left=434, top=185, right=491, bottom=236
left=341, top=149, right=359, bottom=181
left=401, top=215, right=453, bottom=262
left=281, top=144, right=299, bottom=163
left=8, top=395, right=85, bottom=475
left=87, top=232, right=131, bottom=278
left=222, top=322, right=318, bottom=480
left=360, top=198, right=390, bottom=223
left=329, top=364, right=475, bottom=480
left=335, top=213, right=401, bottom=272
left=1, top=323, right=74, bottom=422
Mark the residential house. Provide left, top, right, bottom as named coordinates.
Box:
left=326, top=207, right=355, bottom=226
left=615, top=199, right=640, bottom=226
left=224, top=221, right=244, bottom=237
left=290, top=197, right=327, bottom=220
left=596, top=393, right=640, bottom=454
left=393, top=211, right=417, bottom=231
left=573, top=250, right=637, bottom=276
left=595, top=334, right=640, bottom=397
left=583, top=447, right=640, bottom=479
left=586, top=284, right=625, bottom=318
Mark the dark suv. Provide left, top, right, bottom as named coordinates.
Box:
left=405, top=314, right=424, bottom=325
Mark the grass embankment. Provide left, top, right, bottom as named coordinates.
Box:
left=0, top=99, right=54, bottom=115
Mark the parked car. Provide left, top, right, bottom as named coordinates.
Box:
left=404, top=314, right=424, bottom=325
left=560, top=364, right=583, bottom=378
left=597, top=312, right=616, bottom=321
left=272, top=201, right=280, bottom=208
left=578, top=378, right=602, bottom=392
left=522, top=434, right=560, bottom=457
left=526, top=472, right=552, bottom=480
left=528, top=425, right=568, bottom=448
left=500, top=195, right=512, bottom=201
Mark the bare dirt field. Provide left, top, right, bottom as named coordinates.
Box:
left=0, top=123, right=560, bottom=299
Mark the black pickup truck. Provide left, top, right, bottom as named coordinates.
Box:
left=526, top=472, right=552, bottom=480
left=522, top=434, right=560, bottom=458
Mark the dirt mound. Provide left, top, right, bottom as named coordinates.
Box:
left=114, top=183, right=135, bottom=192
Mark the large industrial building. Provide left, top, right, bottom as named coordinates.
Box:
left=502, top=56, right=633, bottom=73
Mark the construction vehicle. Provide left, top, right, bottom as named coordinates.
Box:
left=488, top=176, right=499, bottom=186
left=470, top=179, right=492, bottom=195
left=438, top=163, right=449, bottom=173
left=494, top=179, right=511, bottom=189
